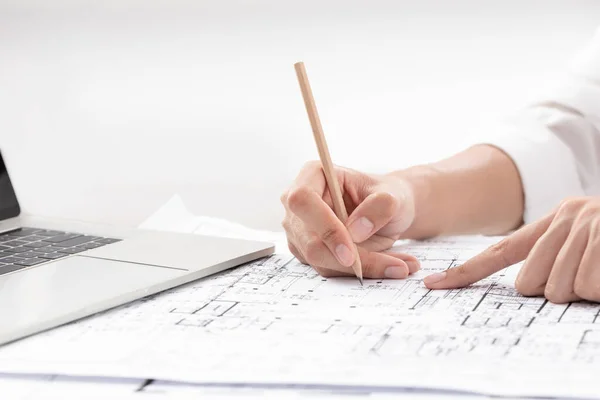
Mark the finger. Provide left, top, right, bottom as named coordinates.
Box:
left=358, top=247, right=410, bottom=279
left=514, top=217, right=572, bottom=297
left=388, top=252, right=420, bottom=274
left=288, top=202, right=416, bottom=279
left=291, top=161, right=328, bottom=198
left=294, top=234, right=352, bottom=278
left=346, top=191, right=399, bottom=243
left=424, top=213, right=554, bottom=290
left=285, top=161, right=335, bottom=210
left=287, top=187, right=355, bottom=267
left=574, top=229, right=600, bottom=302
left=287, top=216, right=353, bottom=278
left=295, top=227, right=355, bottom=274
left=543, top=226, right=587, bottom=304
left=283, top=214, right=308, bottom=260
left=313, top=265, right=354, bottom=278
left=301, top=232, right=412, bottom=279
left=358, top=233, right=397, bottom=253
left=287, top=240, right=307, bottom=264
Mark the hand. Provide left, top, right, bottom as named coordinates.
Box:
left=424, top=197, right=600, bottom=304
left=281, top=161, right=420, bottom=279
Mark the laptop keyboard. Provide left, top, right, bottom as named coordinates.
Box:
left=0, top=227, right=121, bottom=276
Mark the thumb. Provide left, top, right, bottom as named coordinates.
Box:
left=345, top=190, right=400, bottom=243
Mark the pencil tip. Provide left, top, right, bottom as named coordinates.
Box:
left=358, top=277, right=364, bottom=286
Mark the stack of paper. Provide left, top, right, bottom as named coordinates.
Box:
left=0, top=195, right=598, bottom=400
left=139, top=195, right=290, bottom=253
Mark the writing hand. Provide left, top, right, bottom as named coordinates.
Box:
left=424, top=197, right=600, bottom=304
left=281, top=161, right=420, bottom=279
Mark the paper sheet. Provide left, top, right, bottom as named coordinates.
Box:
left=140, top=381, right=521, bottom=400
left=0, top=374, right=145, bottom=400
left=139, top=194, right=290, bottom=253
left=0, top=373, right=530, bottom=400
left=0, top=196, right=598, bottom=399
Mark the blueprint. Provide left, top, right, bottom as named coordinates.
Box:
left=0, top=197, right=598, bottom=399
left=0, top=374, right=530, bottom=400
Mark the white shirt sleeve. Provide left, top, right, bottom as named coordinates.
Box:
left=483, top=27, right=600, bottom=224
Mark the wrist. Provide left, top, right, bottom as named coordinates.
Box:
left=387, top=165, right=445, bottom=239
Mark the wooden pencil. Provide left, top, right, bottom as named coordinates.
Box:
left=293, top=61, right=364, bottom=285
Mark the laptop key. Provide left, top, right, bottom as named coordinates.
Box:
left=4, top=240, right=30, bottom=247
left=14, top=258, right=46, bottom=267
left=36, top=230, right=66, bottom=237
left=39, top=252, right=68, bottom=260
left=9, top=228, right=43, bottom=237
left=20, top=251, right=46, bottom=258
left=51, top=236, right=95, bottom=248
left=23, top=242, right=48, bottom=249
left=23, top=235, right=50, bottom=242
left=57, top=247, right=87, bottom=254
left=4, top=247, right=30, bottom=253
left=1, top=257, right=28, bottom=264
left=0, top=264, right=28, bottom=276
left=96, top=238, right=121, bottom=244
left=82, top=242, right=104, bottom=249
left=42, top=234, right=83, bottom=244
left=43, top=245, right=69, bottom=252
left=9, top=253, right=30, bottom=258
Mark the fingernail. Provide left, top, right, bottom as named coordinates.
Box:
left=348, top=217, right=374, bottom=242
left=424, top=272, right=447, bottom=285
left=335, top=244, right=354, bottom=267
left=384, top=266, right=407, bottom=279
left=407, top=261, right=421, bottom=272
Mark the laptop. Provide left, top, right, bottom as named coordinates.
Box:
left=0, top=150, right=274, bottom=346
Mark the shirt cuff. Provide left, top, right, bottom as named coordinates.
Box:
left=481, top=115, right=585, bottom=224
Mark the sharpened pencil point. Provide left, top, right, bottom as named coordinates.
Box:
left=358, top=277, right=364, bottom=286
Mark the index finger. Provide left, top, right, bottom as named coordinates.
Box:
left=291, top=161, right=327, bottom=198
left=424, top=214, right=554, bottom=290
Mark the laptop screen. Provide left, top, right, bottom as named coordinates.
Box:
left=0, top=151, right=20, bottom=220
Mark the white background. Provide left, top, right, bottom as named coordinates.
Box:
left=0, top=0, right=599, bottom=231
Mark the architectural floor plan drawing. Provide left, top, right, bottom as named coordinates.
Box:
left=0, top=234, right=599, bottom=398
